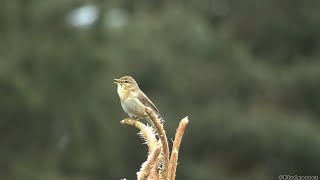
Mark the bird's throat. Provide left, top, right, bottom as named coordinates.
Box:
left=117, top=85, right=132, bottom=101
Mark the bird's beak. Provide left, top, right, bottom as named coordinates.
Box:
left=114, top=79, right=120, bottom=84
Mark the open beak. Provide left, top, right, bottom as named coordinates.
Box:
left=114, top=79, right=120, bottom=84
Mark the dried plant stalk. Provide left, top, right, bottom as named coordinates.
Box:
left=121, top=110, right=189, bottom=180
left=120, top=118, right=158, bottom=152
left=168, top=117, right=189, bottom=180
left=137, top=146, right=162, bottom=180
left=145, top=107, right=170, bottom=179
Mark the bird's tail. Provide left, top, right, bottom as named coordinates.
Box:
left=145, top=113, right=164, bottom=140
left=157, top=113, right=165, bottom=124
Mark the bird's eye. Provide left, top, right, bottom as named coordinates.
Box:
left=124, top=81, right=129, bottom=83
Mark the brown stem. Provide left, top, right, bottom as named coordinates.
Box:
left=120, top=118, right=158, bottom=152
left=145, top=107, right=170, bottom=179
left=168, top=117, right=189, bottom=180
left=137, top=146, right=162, bottom=180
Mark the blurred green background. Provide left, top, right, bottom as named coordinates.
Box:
left=1, top=0, right=320, bottom=180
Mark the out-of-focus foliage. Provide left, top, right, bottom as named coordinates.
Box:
left=0, top=0, right=319, bottom=179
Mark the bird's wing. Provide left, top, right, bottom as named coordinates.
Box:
left=137, top=91, right=159, bottom=113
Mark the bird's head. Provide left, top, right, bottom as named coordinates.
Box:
left=114, top=76, right=138, bottom=91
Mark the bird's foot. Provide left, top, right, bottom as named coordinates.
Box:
left=130, top=116, right=141, bottom=121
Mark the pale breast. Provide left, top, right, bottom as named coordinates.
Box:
left=121, top=96, right=146, bottom=117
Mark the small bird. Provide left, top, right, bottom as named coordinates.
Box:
left=114, top=76, right=163, bottom=125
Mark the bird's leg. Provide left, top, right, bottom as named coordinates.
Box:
left=129, top=115, right=141, bottom=121
left=145, top=117, right=155, bottom=128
